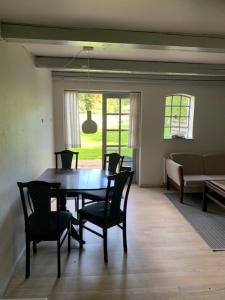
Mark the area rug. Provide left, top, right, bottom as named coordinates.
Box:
left=165, top=192, right=225, bottom=251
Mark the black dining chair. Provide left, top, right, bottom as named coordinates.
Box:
left=17, top=181, right=72, bottom=278
left=55, top=150, right=79, bottom=169
left=78, top=170, right=134, bottom=263
left=55, top=150, right=79, bottom=211
left=103, top=152, right=124, bottom=173
left=81, top=153, right=124, bottom=206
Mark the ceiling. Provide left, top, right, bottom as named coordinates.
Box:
left=2, top=0, right=225, bottom=79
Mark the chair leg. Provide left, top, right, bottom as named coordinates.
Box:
left=33, top=241, right=37, bottom=254
left=79, top=217, right=83, bottom=249
left=25, top=236, right=30, bottom=278
left=180, top=188, right=184, bottom=203
left=123, top=219, right=127, bottom=253
left=103, top=228, right=108, bottom=263
left=82, top=195, right=85, bottom=208
left=68, top=224, right=71, bottom=254
left=166, top=176, right=170, bottom=190
left=57, top=240, right=61, bottom=278
left=75, top=196, right=79, bottom=212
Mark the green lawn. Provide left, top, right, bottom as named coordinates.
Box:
left=70, top=104, right=132, bottom=160
left=71, top=129, right=132, bottom=160
left=71, top=130, right=102, bottom=159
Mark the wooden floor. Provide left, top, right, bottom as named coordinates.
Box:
left=5, top=186, right=225, bottom=300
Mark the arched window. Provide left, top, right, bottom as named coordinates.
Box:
left=163, top=94, right=195, bottom=139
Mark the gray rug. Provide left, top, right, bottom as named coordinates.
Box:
left=165, top=192, right=225, bottom=250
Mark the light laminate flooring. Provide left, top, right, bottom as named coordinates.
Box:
left=4, top=186, right=225, bottom=300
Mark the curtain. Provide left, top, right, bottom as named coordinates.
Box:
left=128, top=92, right=140, bottom=149
left=64, top=91, right=81, bottom=148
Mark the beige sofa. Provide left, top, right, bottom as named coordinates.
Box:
left=166, top=153, right=225, bottom=203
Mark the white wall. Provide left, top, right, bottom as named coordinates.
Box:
left=0, top=41, right=54, bottom=295
left=53, top=78, right=225, bottom=186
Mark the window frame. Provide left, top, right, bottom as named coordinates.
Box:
left=163, top=94, right=195, bottom=140
left=102, top=93, right=134, bottom=166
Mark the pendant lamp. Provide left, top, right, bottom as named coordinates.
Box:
left=81, top=46, right=98, bottom=134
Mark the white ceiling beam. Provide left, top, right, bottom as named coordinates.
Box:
left=52, top=71, right=225, bottom=82
left=35, top=56, right=225, bottom=76
left=3, top=23, right=225, bottom=52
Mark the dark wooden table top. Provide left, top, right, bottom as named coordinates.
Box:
left=37, top=168, right=111, bottom=191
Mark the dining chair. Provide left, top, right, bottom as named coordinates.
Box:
left=55, top=149, right=79, bottom=169
left=55, top=150, right=79, bottom=211
left=81, top=153, right=124, bottom=206
left=78, top=170, right=134, bottom=263
left=103, top=152, right=124, bottom=173
left=17, top=181, right=72, bottom=278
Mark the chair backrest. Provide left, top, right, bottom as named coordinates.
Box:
left=17, top=181, right=61, bottom=228
left=55, top=150, right=79, bottom=169
left=104, top=171, right=134, bottom=222
left=103, top=153, right=124, bottom=173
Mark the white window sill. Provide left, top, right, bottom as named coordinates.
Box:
left=163, top=138, right=194, bottom=141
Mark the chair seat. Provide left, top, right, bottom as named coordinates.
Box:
left=28, top=211, right=72, bottom=240
left=82, top=189, right=114, bottom=202
left=79, top=201, right=123, bottom=228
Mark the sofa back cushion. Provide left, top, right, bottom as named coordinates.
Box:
left=203, top=154, right=225, bottom=175
left=170, top=153, right=204, bottom=175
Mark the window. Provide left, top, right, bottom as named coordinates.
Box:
left=163, top=94, right=195, bottom=139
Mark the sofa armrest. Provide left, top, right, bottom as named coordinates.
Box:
left=166, top=159, right=184, bottom=187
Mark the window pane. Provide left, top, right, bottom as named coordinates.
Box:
left=107, top=115, right=119, bottom=129
left=172, top=106, right=180, bottom=116
left=107, top=131, right=119, bottom=145
left=180, top=117, right=188, bottom=127
left=171, top=127, right=180, bottom=136
left=172, top=96, right=181, bottom=106
left=121, top=98, right=130, bottom=113
left=166, top=96, right=172, bottom=106
left=171, top=116, right=179, bottom=127
left=165, top=106, right=171, bottom=116
left=179, top=128, right=188, bottom=137
left=121, top=115, right=129, bottom=129
left=107, top=98, right=119, bottom=113
left=164, top=127, right=171, bottom=138
left=121, top=131, right=129, bottom=145
left=164, top=117, right=171, bottom=127
left=106, top=146, right=119, bottom=154
left=180, top=107, right=189, bottom=117
left=121, top=147, right=133, bottom=158
left=181, top=96, right=190, bottom=106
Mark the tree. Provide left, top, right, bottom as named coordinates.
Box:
left=78, top=93, right=102, bottom=113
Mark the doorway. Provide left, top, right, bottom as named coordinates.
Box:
left=70, top=91, right=135, bottom=171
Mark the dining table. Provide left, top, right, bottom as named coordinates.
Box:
left=36, top=168, right=112, bottom=243
left=37, top=168, right=112, bottom=192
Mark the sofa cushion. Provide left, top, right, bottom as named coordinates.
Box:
left=170, top=153, right=204, bottom=175
left=183, top=175, right=208, bottom=187
left=183, top=175, right=225, bottom=188
left=203, top=154, right=225, bottom=175
left=206, top=175, right=225, bottom=180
